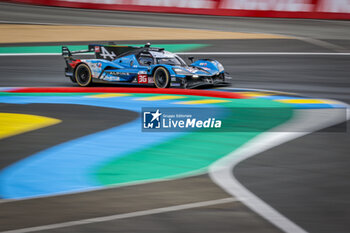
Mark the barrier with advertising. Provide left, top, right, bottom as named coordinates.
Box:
left=5, top=0, right=350, bottom=19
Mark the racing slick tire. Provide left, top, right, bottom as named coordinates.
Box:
left=154, top=67, right=170, bottom=88
left=75, top=63, right=92, bottom=87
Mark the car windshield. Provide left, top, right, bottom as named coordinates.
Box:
left=157, top=56, right=186, bottom=66
left=138, top=56, right=154, bottom=66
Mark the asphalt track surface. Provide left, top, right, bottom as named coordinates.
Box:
left=0, top=2, right=350, bottom=233
left=1, top=47, right=349, bottom=102
left=0, top=104, right=138, bottom=170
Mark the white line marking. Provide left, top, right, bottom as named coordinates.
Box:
left=0, top=198, right=236, bottom=233
left=209, top=107, right=349, bottom=233
left=210, top=132, right=309, bottom=233
left=1, top=52, right=350, bottom=56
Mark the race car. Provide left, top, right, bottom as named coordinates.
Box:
left=62, top=43, right=232, bottom=88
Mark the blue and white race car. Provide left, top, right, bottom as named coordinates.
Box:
left=62, top=43, right=232, bottom=88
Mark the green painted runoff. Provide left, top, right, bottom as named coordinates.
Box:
left=95, top=97, right=293, bottom=185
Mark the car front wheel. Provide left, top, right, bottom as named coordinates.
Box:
left=154, top=67, right=170, bottom=88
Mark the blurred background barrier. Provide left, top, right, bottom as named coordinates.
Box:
left=3, top=0, right=350, bottom=19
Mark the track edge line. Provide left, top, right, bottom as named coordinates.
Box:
left=209, top=102, right=349, bottom=233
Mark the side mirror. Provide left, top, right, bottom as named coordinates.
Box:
left=145, top=61, right=152, bottom=66
left=188, top=56, right=194, bottom=63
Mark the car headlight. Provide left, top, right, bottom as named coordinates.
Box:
left=173, top=68, right=190, bottom=75
left=217, top=63, right=224, bottom=72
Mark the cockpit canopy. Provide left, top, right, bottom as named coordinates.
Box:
left=137, top=50, right=187, bottom=66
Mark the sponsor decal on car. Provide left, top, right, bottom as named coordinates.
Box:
left=85, top=61, right=100, bottom=78
left=148, top=76, right=154, bottom=84
left=103, top=76, right=120, bottom=81
left=100, top=46, right=117, bottom=60
left=108, top=71, right=130, bottom=76
left=138, top=71, right=148, bottom=84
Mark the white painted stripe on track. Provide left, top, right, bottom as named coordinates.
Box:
left=210, top=132, right=309, bottom=233
left=0, top=198, right=237, bottom=233
left=209, top=105, right=350, bottom=233
left=1, top=52, right=350, bottom=56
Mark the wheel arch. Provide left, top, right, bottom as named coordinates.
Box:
left=150, top=65, right=171, bottom=77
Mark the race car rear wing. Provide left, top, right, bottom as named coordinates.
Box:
left=62, top=46, right=92, bottom=59
left=62, top=44, right=142, bottom=61
left=89, top=44, right=142, bottom=61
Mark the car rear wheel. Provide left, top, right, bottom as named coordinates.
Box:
left=75, top=63, right=92, bottom=87
left=154, top=67, right=170, bottom=88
